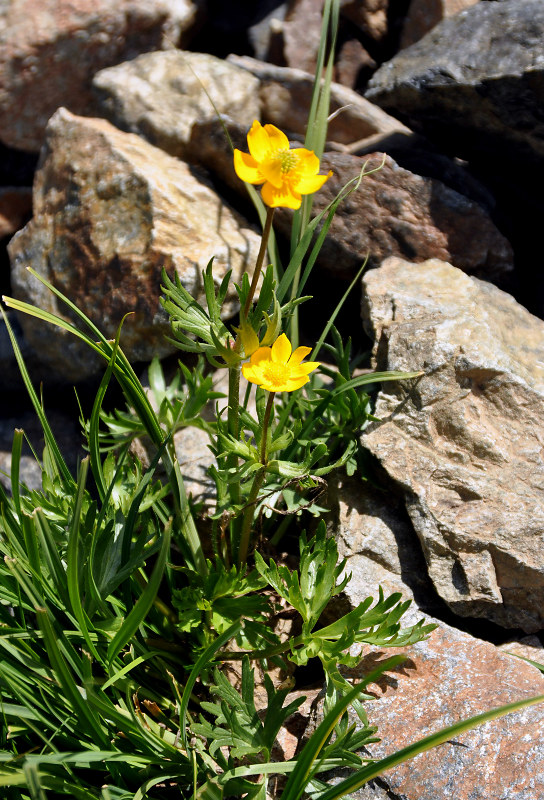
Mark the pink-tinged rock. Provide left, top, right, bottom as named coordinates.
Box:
left=0, top=0, right=198, bottom=152
left=401, top=0, right=481, bottom=49
left=8, top=109, right=260, bottom=382
left=339, top=624, right=544, bottom=800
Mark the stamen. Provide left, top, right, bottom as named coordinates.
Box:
left=274, top=149, right=299, bottom=174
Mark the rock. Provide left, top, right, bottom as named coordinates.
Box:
left=327, top=473, right=436, bottom=612
left=324, top=621, right=544, bottom=800
left=93, top=51, right=261, bottom=162
left=365, top=0, right=544, bottom=169
left=8, top=109, right=260, bottom=383
left=334, top=38, right=376, bottom=90
left=498, top=636, right=544, bottom=666
left=340, top=0, right=389, bottom=42
left=227, top=55, right=410, bottom=146
left=400, top=0, right=481, bottom=49
left=361, top=257, right=544, bottom=632
left=0, top=0, right=198, bottom=152
left=280, top=0, right=325, bottom=74
left=247, top=3, right=287, bottom=64
left=274, top=152, right=513, bottom=282
left=0, top=187, right=32, bottom=240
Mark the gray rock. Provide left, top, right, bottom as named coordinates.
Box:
left=361, top=256, right=544, bottom=632
left=400, top=0, right=481, bottom=49
left=366, top=0, right=544, bottom=169
left=93, top=51, right=261, bottom=162
left=8, top=109, right=260, bottom=383
left=0, top=0, right=198, bottom=152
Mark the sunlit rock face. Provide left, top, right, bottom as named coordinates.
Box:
left=361, top=256, right=544, bottom=632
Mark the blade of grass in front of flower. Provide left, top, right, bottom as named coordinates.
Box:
left=106, top=521, right=171, bottom=664
left=281, top=656, right=406, bottom=800
left=289, top=0, right=339, bottom=346
left=290, top=0, right=338, bottom=253
left=314, top=693, right=544, bottom=800
left=179, top=619, right=243, bottom=751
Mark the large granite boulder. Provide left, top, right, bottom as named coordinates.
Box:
left=8, top=109, right=260, bottom=383
left=366, top=0, right=544, bottom=169
left=0, top=0, right=198, bottom=153
left=93, top=51, right=260, bottom=163
left=361, top=257, right=544, bottom=632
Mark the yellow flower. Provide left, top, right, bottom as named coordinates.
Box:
left=233, top=120, right=332, bottom=210
left=242, top=333, right=320, bottom=392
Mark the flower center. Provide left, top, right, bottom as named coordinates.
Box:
left=262, top=362, right=290, bottom=388
left=273, top=148, right=299, bottom=174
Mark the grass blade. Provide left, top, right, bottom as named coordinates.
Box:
left=106, top=522, right=171, bottom=664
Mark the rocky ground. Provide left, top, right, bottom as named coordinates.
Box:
left=1, top=1, right=544, bottom=798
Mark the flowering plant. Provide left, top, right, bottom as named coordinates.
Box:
left=1, top=3, right=540, bottom=799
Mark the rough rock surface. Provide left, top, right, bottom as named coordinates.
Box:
left=8, top=109, right=260, bottom=383
left=0, top=0, right=198, bottom=152
left=366, top=0, right=544, bottom=168
left=93, top=51, right=260, bottom=162
left=274, top=152, right=513, bottom=282
left=361, top=257, right=544, bottom=632
left=327, top=473, right=435, bottom=610
left=227, top=56, right=410, bottom=146
left=400, top=0, right=480, bottom=49
left=327, top=623, right=544, bottom=800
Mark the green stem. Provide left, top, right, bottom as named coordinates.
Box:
left=237, top=391, right=275, bottom=566
left=242, top=207, right=275, bottom=319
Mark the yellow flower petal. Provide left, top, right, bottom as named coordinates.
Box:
left=250, top=346, right=273, bottom=365
left=247, top=120, right=271, bottom=161
left=284, top=375, right=310, bottom=391
left=259, top=156, right=285, bottom=189
left=261, top=180, right=302, bottom=209
left=296, top=361, right=321, bottom=375
left=293, top=170, right=332, bottom=195
left=289, top=345, right=312, bottom=366
left=263, top=124, right=290, bottom=150
left=271, top=333, right=291, bottom=363
left=233, top=150, right=265, bottom=184
left=294, top=149, right=320, bottom=177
